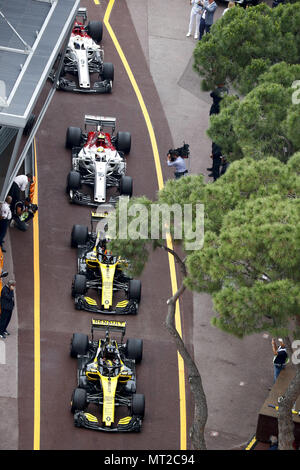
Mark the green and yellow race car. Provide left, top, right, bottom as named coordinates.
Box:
left=71, top=214, right=141, bottom=315
left=70, top=319, right=145, bottom=432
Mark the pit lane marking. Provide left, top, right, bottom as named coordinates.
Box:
left=103, top=0, right=187, bottom=450
left=33, top=138, right=41, bottom=450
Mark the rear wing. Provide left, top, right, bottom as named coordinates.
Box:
left=90, top=206, right=114, bottom=235
left=76, top=7, right=87, bottom=23
left=91, top=210, right=110, bottom=220
left=91, top=319, right=127, bottom=340
left=84, top=115, right=116, bottom=133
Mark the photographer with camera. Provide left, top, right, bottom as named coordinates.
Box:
left=10, top=197, right=38, bottom=231
left=167, top=149, right=188, bottom=180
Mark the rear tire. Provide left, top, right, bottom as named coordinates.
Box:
left=87, top=21, right=103, bottom=43
left=72, top=274, right=87, bottom=297
left=125, top=338, right=143, bottom=363
left=71, top=225, right=88, bottom=248
left=132, top=393, right=145, bottom=418
left=115, top=131, right=131, bottom=154
left=102, top=62, right=114, bottom=82
left=71, top=388, right=87, bottom=413
left=66, top=127, right=82, bottom=149
left=119, top=176, right=133, bottom=197
left=70, top=333, right=89, bottom=358
left=67, top=171, right=81, bottom=192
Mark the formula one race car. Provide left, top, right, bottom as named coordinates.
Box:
left=66, top=114, right=133, bottom=207
left=58, top=8, right=114, bottom=93
left=71, top=214, right=142, bottom=315
left=70, top=319, right=145, bottom=433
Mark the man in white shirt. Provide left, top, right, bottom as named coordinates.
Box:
left=0, top=196, right=12, bottom=252
left=8, top=173, right=32, bottom=213
left=14, top=174, right=31, bottom=192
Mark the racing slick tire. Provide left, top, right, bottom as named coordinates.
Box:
left=119, top=176, right=133, bottom=197
left=87, top=21, right=103, bottom=43
left=65, top=126, right=82, bottom=149
left=67, top=171, right=81, bottom=192
left=132, top=393, right=145, bottom=418
left=71, top=224, right=89, bottom=248
left=72, top=274, right=87, bottom=297
left=125, top=338, right=143, bottom=364
left=128, top=279, right=141, bottom=303
left=102, top=62, right=114, bottom=82
left=71, top=388, right=87, bottom=414
left=115, top=131, right=131, bottom=154
left=70, top=333, right=89, bottom=358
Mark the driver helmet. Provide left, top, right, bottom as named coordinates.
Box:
left=73, top=24, right=82, bottom=37
left=103, top=249, right=113, bottom=263
left=104, top=343, right=116, bottom=359
left=97, top=132, right=106, bottom=146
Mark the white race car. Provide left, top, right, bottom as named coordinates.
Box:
left=66, top=115, right=133, bottom=207
left=58, top=8, right=114, bottom=93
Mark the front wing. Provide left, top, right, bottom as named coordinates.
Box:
left=69, top=189, right=120, bottom=208
left=74, top=411, right=142, bottom=432
left=58, top=77, right=112, bottom=94
left=75, top=295, right=138, bottom=315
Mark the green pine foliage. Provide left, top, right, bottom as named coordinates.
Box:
left=109, top=158, right=300, bottom=339
left=193, top=3, right=300, bottom=94
left=208, top=63, right=300, bottom=162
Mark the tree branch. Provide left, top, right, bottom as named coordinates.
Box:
left=165, top=277, right=208, bottom=450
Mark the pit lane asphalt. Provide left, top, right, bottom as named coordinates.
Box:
left=8, top=0, right=193, bottom=450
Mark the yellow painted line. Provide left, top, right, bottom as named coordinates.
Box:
left=94, top=0, right=100, bottom=4
left=245, top=435, right=257, bottom=450
left=104, top=1, right=164, bottom=191
left=104, top=0, right=187, bottom=449
left=33, top=138, right=41, bottom=450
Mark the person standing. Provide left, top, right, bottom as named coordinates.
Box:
left=0, top=196, right=12, bottom=252
left=207, top=142, right=222, bottom=181
left=198, top=0, right=217, bottom=40
left=272, top=338, right=288, bottom=382
left=0, top=279, right=16, bottom=339
left=186, top=0, right=203, bottom=39
left=222, top=1, right=235, bottom=15
left=209, top=84, right=228, bottom=116
left=220, top=156, right=230, bottom=176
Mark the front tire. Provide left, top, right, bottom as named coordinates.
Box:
left=119, top=176, right=133, bottom=197
left=132, top=393, right=145, bottom=418
left=67, top=171, right=81, bottom=192
left=72, top=274, right=87, bottom=297
left=102, top=62, right=114, bottom=82
left=71, top=388, right=87, bottom=413
left=128, top=279, right=141, bottom=303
